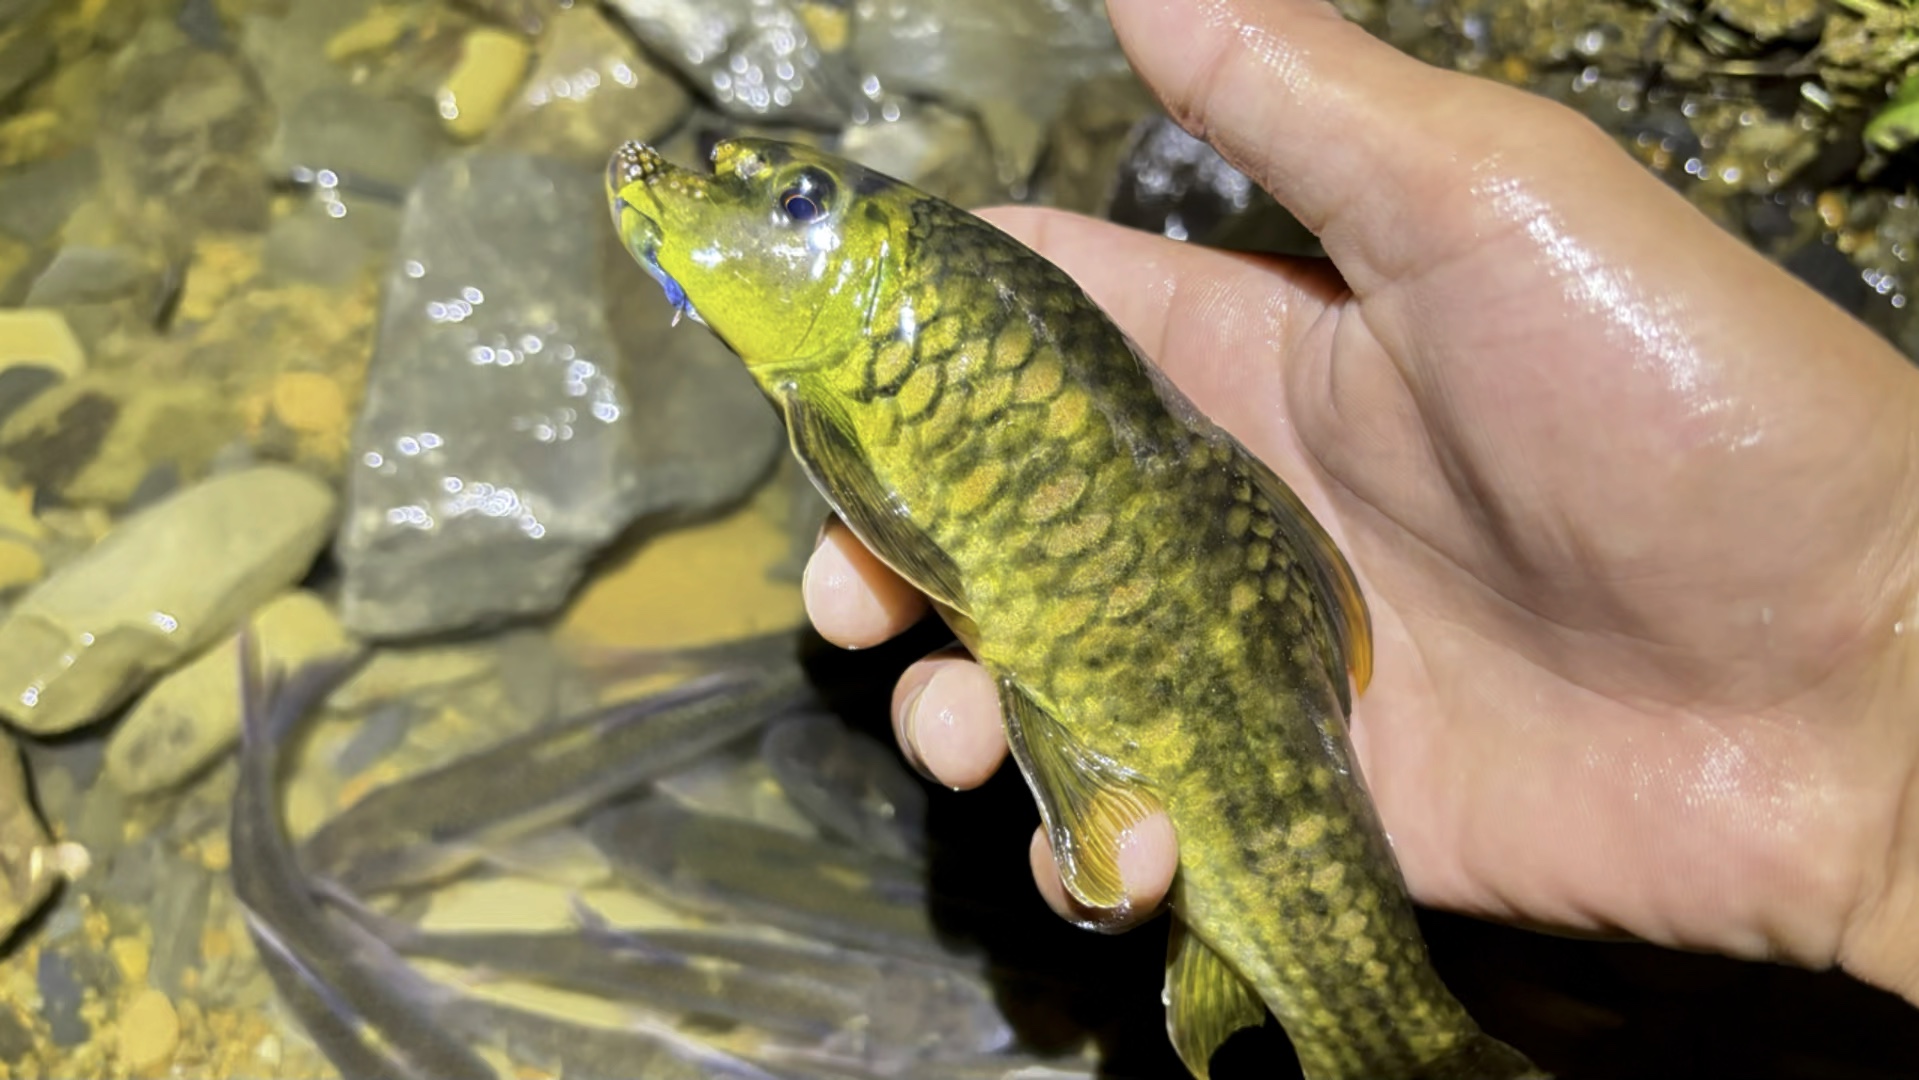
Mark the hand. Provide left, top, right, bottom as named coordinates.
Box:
left=803, top=0, right=1919, bottom=1004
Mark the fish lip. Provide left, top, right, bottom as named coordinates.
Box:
left=607, top=141, right=703, bottom=325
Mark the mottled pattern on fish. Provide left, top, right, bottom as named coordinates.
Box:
left=608, top=138, right=1543, bottom=1080
left=820, top=200, right=1493, bottom=1078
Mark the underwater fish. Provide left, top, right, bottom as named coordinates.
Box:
left=606, top=138, right=1545, bottom=1080
left=302, top=656, right=815, bottom=894
left=230, top=642, right=500, bottom=1080
left=231, top=641, right=802, bottom=1080
left=588, top=796, right=951, bottom=961
left=338, top=894, right=1011, bottom=1066
left=761, top=710, right=929, bottom=861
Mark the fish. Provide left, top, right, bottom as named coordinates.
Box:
left=587, top=796, right=954, bottom=962
left=229, top=639, right=501, bottom=1080
left=230, top=638, right=799, bottom=1080
left=605, top=138, right=1547, bottom=1080
left=761, top=710, right=930, bottom=861
left=301, top=655, right=815, bottom=894
left=334, top=893, right=1012, bottom=1066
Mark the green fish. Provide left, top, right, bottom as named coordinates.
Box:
left=606, top=138, right=1546, bottom=1080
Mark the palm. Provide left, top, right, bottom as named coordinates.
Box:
left=806, top=0, right=1919, bottom=999
left=981, top=112, right=1919, bottom=966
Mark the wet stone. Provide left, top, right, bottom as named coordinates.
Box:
left=484, top=3, right=692, bottom=167
left=1, top=735, right=60, bottom=941
left=1108, top=115, right=1321, bottom=257
left=106, top=590, right=357, bottom=796
left=0, top=308, right=85, bottom=379
left=609, top=0, right=864, bottom=128
left=36, top=949, right=90, bottom=1046
left=850, top=0, right=1129, bottom=182
left=438, top=27, right=531, bottom=142
left=0, top=465, right=336, bottom=734
left=175, top=0, right=225, bottom=48
left=839, top=100, right=1005, bottom=209
left=0, top=149, right=97, bottom=246
left=0, top=0, right=53, bottom=30
left=338, top=151, right=780, bottom=638
left=1032, top=72, right=1159, bottom=217
left=0, top=16, right=55, bottom=106
left=22, top=246, right=154, bottom=309
left=262, top=190, right=403, bottom=288
left=0, top=385, right=117, bottom=496
left=98, top=41, right=273, bottom=235
left=263, top=85, right=450, bottom=198
left=1, top=374, right=240, bottom=508
left=455, top=0, right=564, bottom=35
left=0, top=1003, right=32, bottom=1068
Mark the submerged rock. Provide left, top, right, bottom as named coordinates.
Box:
left=608, top=0, right=864, bottom=128
left=338, top=152, right=780, bottom=638
left=242, top=0, right=452, bottom=197
left=0, top=149, right=97, bottom=247
left=839, top=100, right=1004, bottom=209
left=438, top=27, right=531, bottom=142
left=98, top=37, right=274, bottom=235
left=484, top=3, right=691, bottom=167
left=0, top=308, right=85, bottom=380
left=1031, top=72, right=1159, bottom=218
left=106, top=590, right=357, bottom=796
left=0, top=465, right=335, bottom=734
left=1, top=735, right=65, bottom=941
left=0, top=373, right=238, bottom=508
left=850, top=0, right=1129, bottom=187
left=1107, top=115, right=1320, bottom=257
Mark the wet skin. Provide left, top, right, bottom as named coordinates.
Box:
left=806, top=0, right=1919, bottom=1012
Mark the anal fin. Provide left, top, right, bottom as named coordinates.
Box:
left=997, top=677, right=1160, bottom=919
left=1166, top=920, right=1268, bottom=1080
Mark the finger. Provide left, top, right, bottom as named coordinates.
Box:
left=1028, top=815, right=1179, bottom=932
left=1104, top=0, right=1612, bottom=291
left=802, top=518, right=928, bottom=649
left=890, top=652, right=1007, bottom=789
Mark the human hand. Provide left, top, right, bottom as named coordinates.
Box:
left=803, top=0, right=1919, bottom=1004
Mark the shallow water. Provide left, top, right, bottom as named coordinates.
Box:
left=0, top=1, right=1915, bottom=1078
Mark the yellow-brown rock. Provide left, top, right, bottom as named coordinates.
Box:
left=115, top=988, right=179, bottom=1071
left=0, top=308, right=85, bottom=379
left=106, top=590, right=357, bottom=795
left=439, top=28, right=530, bottom=141
left=0, top=466, right=337, bottom=734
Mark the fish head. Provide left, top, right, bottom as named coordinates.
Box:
left=607, top=137, right=909, bottom=369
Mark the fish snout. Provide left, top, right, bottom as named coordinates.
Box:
left=609, top=140, right=666, bottom=192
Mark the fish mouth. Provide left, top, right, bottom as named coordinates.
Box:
left=607, top=141, right=703, bottom=326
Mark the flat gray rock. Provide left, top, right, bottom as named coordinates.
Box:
left=0, top=465, right=336, bottom=734
left=608, top=0, right=863, bottom=128
left=484, top=4, right=691, bottom=167
left=338, top=151, right=780, bottom=638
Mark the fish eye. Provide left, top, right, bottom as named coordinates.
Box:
left=778, top=168, right=835, bottom=224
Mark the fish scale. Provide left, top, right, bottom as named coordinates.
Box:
left=865, top=206, right=1484, bottom=1078
left=608, top=137, right=1547, bottom=1080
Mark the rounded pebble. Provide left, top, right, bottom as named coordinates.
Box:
left=116, top=988, right=179, bottom=1071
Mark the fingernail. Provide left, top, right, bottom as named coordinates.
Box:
left=812, top=513, right=837, bottom=550
left=1115, top=812, right=1175, bottom=911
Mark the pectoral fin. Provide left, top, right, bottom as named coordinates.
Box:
left=1242, top=452, right=1373, bottom=706
left=1165, top=920, right=1268, bottom=1080
left=997, top=677, right=1160, bottom=917
left=780, top=387, right=977, bottom=646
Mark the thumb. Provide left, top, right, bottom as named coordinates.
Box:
left=1104, top=0, right=1651, bottom=294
